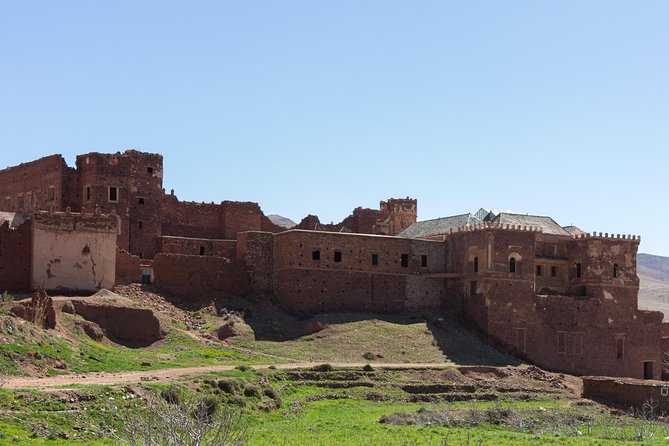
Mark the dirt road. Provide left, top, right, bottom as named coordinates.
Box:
left=0, top=362, right=455, bottom=389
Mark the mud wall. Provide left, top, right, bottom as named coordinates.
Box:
left=115, top=248, right=141, bottom=285
left=0, top=220, right=31, bottom=291
left=159, top=236, right=237, bottom=259
left=152, top=253, right=250, bottom=299
left=31, top=212, right=117, bottom=292
left=583, top=377, right=669, bottom=411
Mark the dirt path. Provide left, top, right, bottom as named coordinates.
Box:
left=0, top=362, right=455, bottom=389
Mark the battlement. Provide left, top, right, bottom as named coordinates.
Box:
left=572, top=232, right=641, bottom=242
left=448, top=222, right=544, bottom=235
left=380, top=197, right=417, bottom=213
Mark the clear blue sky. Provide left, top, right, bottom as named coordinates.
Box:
left=1, top=1, right=667, bottom=255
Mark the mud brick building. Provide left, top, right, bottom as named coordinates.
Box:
left=0, top=150, right=665, bottom=380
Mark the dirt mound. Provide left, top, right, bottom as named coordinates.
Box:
left=217, top=322, right=238, bottom=340
left=62, top=299, right=164, bottom=347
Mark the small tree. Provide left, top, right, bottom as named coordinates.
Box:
left=111, top=392, right=246, bottom=446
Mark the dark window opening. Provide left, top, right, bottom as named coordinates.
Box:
left=616, top=337, right=624, bottom=359
left=421, top=255, right=428, bottom=268
left=644, top=361, right=654, bottom=380
left=48, top=186, right=55, bottom=201
left=470, top=280, right=477, bottom=296
left=85, top=186, right=91, bottom=202
left=473, top=257, right=478, bottom=273
left=551, top=266, right=557, bottom=277
left=200, top=246, right=205, bottom=256
left=613, top=263, right=620, bottom=278
left=576, top=263, right=582, bottom=278
left=334, top=251, right=342, bottom=262
left=401, top=254, right=409, bottom=268
left=147, top=166, right=154, bottom=174
left=536, top=265, right=543, bottom=276
left=109, top=187, right=118, bottom=202
left=509, top=257, right=516, bottom=273
left=371, top=253, right=379, bottom=266
left=139, top=197, right=145, bottom=205
left=138, top=221, right=143, bottom=229
left=312, top=250, right=320, bottom=261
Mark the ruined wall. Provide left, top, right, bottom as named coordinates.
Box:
left=0, top=220, right=31, bottom=291
left=115, top=248, right=141, bottom=285
left=274, top=230, right=445, bottom=313
left=294, top=197, right=417, bottom=236
left=161, top=194, right=283, bottom=241
left=159, top=236, right=237, bottom=259
left=582, top=377, right=669, bottom=411
left=152, top=254, right=250, bottom=300
left=31, top=212, right=117, bottom=292
left=0, top=155, right=75, bottom=213
left=237, top=231, right=275, bottom=291
left=76, top=150, right=163, bottom=258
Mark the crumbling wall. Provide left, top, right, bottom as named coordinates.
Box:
left=152, top=253, right=250, bottom=300
left=31, top=212, right=118, bottom=292
left=237, top=231, right=274, bottom=291
left=0, top=220, right=31, bottom=291
left=0, top=155, right=72, bottom=212
left=582, top=377, right=669, bottom=411
left=115, top=248, right=141, bottom=285
left=10, top=289, right=57, bottom=329
left=159, top=236, right=237, bottom=259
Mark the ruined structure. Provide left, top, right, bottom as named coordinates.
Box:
left=0, top=150, right=664, bottom=380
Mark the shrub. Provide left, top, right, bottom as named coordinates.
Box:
left=243, top=385, right=263, bottom=399
left=161, top=386, right=181, bottom=405
left=362, top=364, right=374, bottom=372
left=217, top=379, right=241, bottom=395
left=312, top=364, right=334, bottom=372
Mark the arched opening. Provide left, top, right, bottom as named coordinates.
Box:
left=473, top=257, right=479, bottom=273
left=509, top=257, right=516, bottom=273
left=613, top=263, right=620, bottom=278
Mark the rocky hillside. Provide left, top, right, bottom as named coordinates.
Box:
left=637, top=253, right=669, bottom=319
left=267, top=214, right=297, bottom=228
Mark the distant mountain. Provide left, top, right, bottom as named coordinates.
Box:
left=637, top=253, right=669, bottom=320
left=268, top=215, right=297, bottom=229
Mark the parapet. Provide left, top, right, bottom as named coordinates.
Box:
left=32, top=208, right=118, bottom=232
left=571, top=232, right=641, bottom=242
left=447, top=222, right=544, bottom=235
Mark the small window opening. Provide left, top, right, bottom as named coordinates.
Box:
left=312, top=250, right=320, bottom=261
left=616, top=337, right=624, bottom=359
left=613, top=263, right=620, bottom=278
left=421, top=255, right=428, bottom=268
left=138, top=220, right=143, bottom=229
left=509, top=257, right=516, bottom=273
left=576, top=263, right=582, bottom=278
left=48, top=185, right=55, bottom=202
left=536, top=265, right=543, bottom=276
left=400, top=254, right=409, bottom=268
left=85, top=186, right=91, bottom=202
left=138, top=197, right=145, bottom=205
left=473, top=257, right=478, bottom=273
left=371, top=253, right=379, bottom=266
left=108, top=186, right=118, bottom=202
left=334, top=251, right=342, bottom=262
left=147, top=166, right=154, bottom=174
left=200, top=246, right=205, bottom=256
left=551, top=266, right=557, bottom=277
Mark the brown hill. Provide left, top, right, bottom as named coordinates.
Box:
left=637, top=253, right=669, bottom=320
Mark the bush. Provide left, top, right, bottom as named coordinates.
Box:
left=243, top=385, right=263, bottom=399
left=217, top=379, right=241, bottom=395
left=362, top=364, right=374, bottom=372
left=312, top=364, right=334, bottom=372
left=161, top=386, right=181, bottom=405
left=263, top=386, right=279, bottom=400
left=236, top=365, right=250, bottom=372
left=111, top=392, right=246, bottom=446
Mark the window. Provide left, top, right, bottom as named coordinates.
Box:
left=509, top=257, right=516, bottom=273
left=48, top=185, right=55, bottom=201
left=536, top=265, right=543, bottom=277
left=473, top=257, right=478, bottom=273
left=200, top=246, right=205, bottom=256
left=401, top=254, right=409, bottom=268
left=138, top=220, right=143, bottom=229
left=616, top=337, right=624, bottom=359
left=334, top=251, right=342, bottom=262
left=421, top=255, right=428, bottom=268
left=644, top=361, right=654, bottom=380
left=576, top=263, right=582, bottom=278
left=16, top=194, right=24, bottom=210
left=613, top=263, right=620, bottom=278
left=138, top=197, right=145, bottom=205
left=84, top=186, right=92, bottom=202
left=108, top=186, right=119, bottom=202
left=147, top=166, right=154, bottom=174
left=371, top=253, right=379, bottom=266
left=312, top=250, right=320, bottom=261
left=551, top=266, right=558, bottom=277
